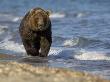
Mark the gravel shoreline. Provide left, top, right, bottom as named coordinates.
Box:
left=0, top=62, right=109, bottom=82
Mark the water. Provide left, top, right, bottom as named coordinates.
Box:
left=0, top=0, right=110, bottom=80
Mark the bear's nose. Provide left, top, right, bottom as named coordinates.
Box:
left=39, top=24, right=43, bottom=27
left=38, top=24, right=43, bottom=27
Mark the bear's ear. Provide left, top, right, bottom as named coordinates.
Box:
left=29, top=9, right=34, bottom=14
left=46, top=10, right=51, bottom=16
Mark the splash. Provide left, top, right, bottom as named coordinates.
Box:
left=48, top=48, right=63, bottom=56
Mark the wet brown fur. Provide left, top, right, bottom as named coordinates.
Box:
left=19, top=8, right=52, bottom=57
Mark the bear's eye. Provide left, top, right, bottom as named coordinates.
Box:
left=35, top=17, right=39, bottom=20
left=34, top=17, right=40, bottom=23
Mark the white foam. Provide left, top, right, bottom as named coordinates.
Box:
left=76, top=12, right=89, bottom=18
left=74, top=49, right=110, bottom=60
left=63, top=39, right=78, bottom=47
left=76, top=13, right=85, bottom=18
left=0, top=25, right=8, bottom=28
left=50, top=13, right=65, bottom=18
left=12, top=17, right=22, bottom=22
left=0, top=25, right=8, bottom=35
left=0, top=31, right=3, bottom=35
left=0, top=13, right=22, bottom=22
left=0, top=37, right=25, bottom=53
left=48, top=48, right=63, bottom=56
left=0, top=41, right=25, bottom=53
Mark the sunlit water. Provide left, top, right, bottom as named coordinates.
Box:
left=0, top=0, right=110, bottom=80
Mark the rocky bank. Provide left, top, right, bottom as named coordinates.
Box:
left=0, top=62, right=109, bottom=82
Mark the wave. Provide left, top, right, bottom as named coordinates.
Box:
left=63, top=38, right=78, bottom=47
left=0, top=13, right=22, bottom=22
left=62, top=11, right=90, bottom=19
left=63, top=37, right=110, bottom=49
left=50, top=13, right=65, bottom=18
left=0, top=36, right=25, bottom=54
left=50, top=12, right=88, bottom=19
left=75, top=12, right=86, bottom=18
left=63, top=37, right=94, bottom=47
left=0, top=25, right=8, bottom=35
left=74, top=49, right=110, bottom=60
left=12, top=17, right=22, bottom=22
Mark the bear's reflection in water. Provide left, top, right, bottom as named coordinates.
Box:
left=18, top=56, right=49, bottom=66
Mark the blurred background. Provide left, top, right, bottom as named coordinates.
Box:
left=0, top=0, right=110, bottom=80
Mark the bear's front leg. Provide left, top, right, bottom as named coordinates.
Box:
left=23, top=39, right=40, bottom=56
left=40, top=37, right=52, bottom=57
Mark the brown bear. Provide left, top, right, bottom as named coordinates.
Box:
left=19, top=8, right=52, bottom=57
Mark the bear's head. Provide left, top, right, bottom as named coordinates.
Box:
left=25, top=8, right=50, bottom=31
